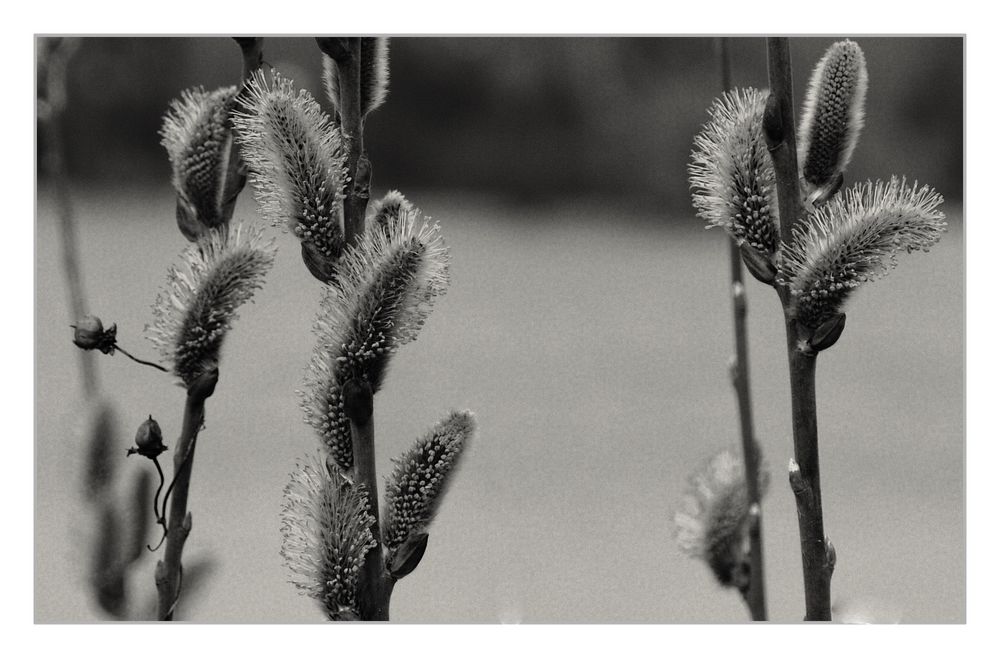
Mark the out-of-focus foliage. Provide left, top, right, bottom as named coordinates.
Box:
left=37, top=37, right=961, bottom=215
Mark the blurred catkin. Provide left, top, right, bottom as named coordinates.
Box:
left=675, top=449, right=769, bottom=589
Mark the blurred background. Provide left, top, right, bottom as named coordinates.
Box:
left=36, top=36, right=963, bottom=623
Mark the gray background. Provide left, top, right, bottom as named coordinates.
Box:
left=36, top=36, right=963, bottom=622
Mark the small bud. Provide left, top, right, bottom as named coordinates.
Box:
left=175, top=195, right=206, bottom=242
left=825, top=537, right=837, bottom=573
left=739, top=243, right=776, bottom=284
left=128, top=415, right=167, bottom=459
left=300, top=240, right=337, bottom=284
left=762, top=93, right=783, bottom=150
left=72, top=315, right=117, bottom=354
left=808, top=312, right=846, bottom=352
left=188, top=367, right=219, bottom=401
left=388, top=532, right=429, bottom=579
left=369, top=190, right=414, bottom=233
left=353, top=154, right=372, bottom=197
left=342, top=378, right=374, bottom=425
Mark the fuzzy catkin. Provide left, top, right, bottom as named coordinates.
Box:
left=690, top=88, right=779, bottom=256
left=368, top=190, right=414, bottom=233
left=146, top=223, right=275, bottom=387
left=322, top=37, right=390, bottom=119
left=301, top=208, right=450, bottom=469
left=675, top=449, right=768, bottom=589
left=782, top=177, right=946, bottom=328
left=280, top=456, right=377, bottom=621
left=798, top=40, right=869, bottom=205
left=232, top=70, right=348, bottom=281
left=160, top=86, right=239, bottom=238
left=382, top=411, right=475, bottom=561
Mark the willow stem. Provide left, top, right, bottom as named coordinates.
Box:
left=154, top=369, right=217, bottom=621
left=343, top=378, right=393, bottom=620
left=764, top=37, right=833, bottom=622
left=330, top=37, right=371, bottom=246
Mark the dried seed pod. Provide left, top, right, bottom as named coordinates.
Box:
left=128, top=415, right=167, bottom=459
left=72, top=315, right=117, bottom=354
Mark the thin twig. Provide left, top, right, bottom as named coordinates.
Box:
left=763, top=37, right=833, bottom=622
left=716, top=36, right=768, bottom=623
left=115, top=344, right=169, bottom=372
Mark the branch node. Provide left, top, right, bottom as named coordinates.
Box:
left=762, top=93, right=784, bottom=150
left=788, top=458, right=811, bottom=499
left=739, top=243, right=777, bottom=284
left=824, top=537, right=837, bottom=575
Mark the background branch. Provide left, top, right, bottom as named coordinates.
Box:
left=715, top=36, right=768, bottom=623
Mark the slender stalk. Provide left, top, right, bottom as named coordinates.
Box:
left=764, top=37, right=833, bottom=622
left=40, top=38, right=98, bottom=395
left=715, top=36, right=768, bottom=622
left=343, top=379, right=393, bottom=620
left=114, top=344, right=169, bottom=372
left=155, top=368, right=218, bottom=621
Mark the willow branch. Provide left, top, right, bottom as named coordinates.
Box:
left=764, top=37, right=833, bottom=622
left=155, top=368, right=218, bottom=621
left=343, top=379, right=393, bottom=620
left=323, top=37, right=371, bottom=246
